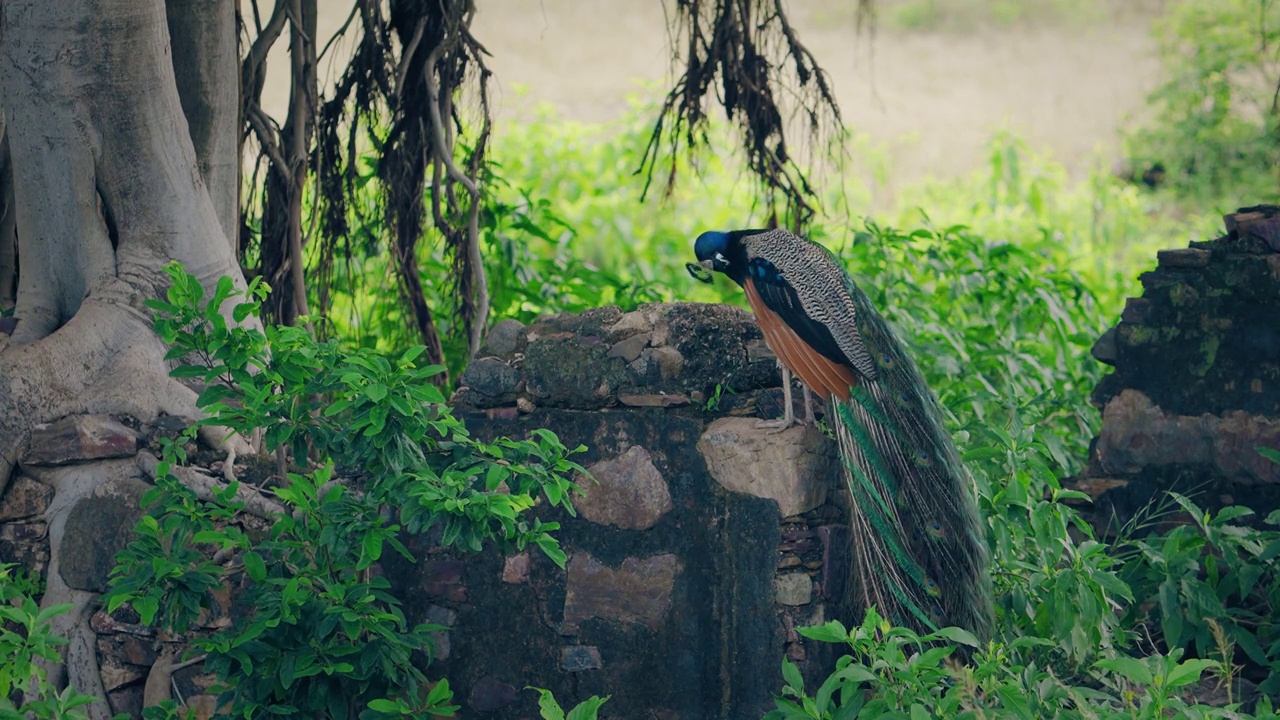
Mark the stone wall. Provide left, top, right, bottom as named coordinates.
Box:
left=1075, top=207, right=1280, bottom=528
left=0, top=303, right=857, bottom=720
left=431, top=304, right=851, bottom=718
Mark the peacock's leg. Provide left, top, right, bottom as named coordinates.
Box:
left=757, top=362, right=798, bottom=431
left=801, top=384, right=817, bottom=425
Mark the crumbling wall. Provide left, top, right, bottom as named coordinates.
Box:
left=0, top=303, right=857, bottom=720
left=430, top=303, right=851, bottom=719
left=1076, top=207, right=1280, bottom=529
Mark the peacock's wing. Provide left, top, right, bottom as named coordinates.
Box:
left=740, top=230, right=878, bottom=380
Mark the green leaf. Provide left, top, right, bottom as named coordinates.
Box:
left=1165, top=659, right=1218, bottom=689
left=365, top=699, right=400, bottom=714
left=362, top=533, right=384, bottom=566
left=526, top=687, right=564, bottom=720
left=425, top=678, right=453, bottom=706
left=534, top=536, right=567, bottom=568
left=242, top=551, right=267, bottom=582
left=796, top=620, right=849, bottom=644
left=565, top=696, right=610, bottom=720
left=781, top=660, right=804, bottom=693
left=191, top=530, right=227, bottom=546
left=931, top=626, right=979, bottom=648
left=399, top=346, right=426, bottom=365
left=1096, top=656, right=1154, bottom=686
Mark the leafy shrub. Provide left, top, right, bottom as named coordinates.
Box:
left=103, top=264, right=587, bottom=719
left=0, top=564, right=100, bottom=720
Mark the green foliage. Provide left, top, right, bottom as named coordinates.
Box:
left=0, top=564, right=101, bottom=720
left=104, top=264, right=587, bottom=719
left=1124, top=0, right=1280, bottom=205
left=1117, top=493, right=1280, bottom=696
left=526, top=687, right=610, bottom=720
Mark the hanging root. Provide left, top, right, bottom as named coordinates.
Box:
left=641, top=0, right=868, bottom=229
left=314, top=0, right=493, bottom=374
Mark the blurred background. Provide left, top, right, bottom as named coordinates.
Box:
left=263, top=0, right=1167, bottom=198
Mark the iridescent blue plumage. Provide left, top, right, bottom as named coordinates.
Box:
left=694, top=231, right=730, bottom=260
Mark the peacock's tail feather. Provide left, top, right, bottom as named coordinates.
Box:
left=827, top=265, right=993, bottom=643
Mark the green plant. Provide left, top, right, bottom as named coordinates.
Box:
left=1116, top=493, right=1280, bottom=696
left=0, top=564, right=101, bottom=720
left=104, top=263, right=588, bottom=719
left=526, top=688, right=609, bottom=720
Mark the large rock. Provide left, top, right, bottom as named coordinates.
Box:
left=59, top=476, right=149, bottom=593
left=577, top=446, right=673, bottom=531
left=1095, top=390, right=1280, bottom=485
left=24, top=415, right=139, bottom=466
left=562, top=552, right=682, bottom=633
left=697, top=418, right=835, bottom=517
left=451, top=302, right=780, bottom=411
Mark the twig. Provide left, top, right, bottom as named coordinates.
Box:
left=245, top=104, right=289, bottom=171
left=318, top=1, right=361, bottom=61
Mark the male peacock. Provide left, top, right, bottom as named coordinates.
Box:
left=689, top=228, right=994, bottom=643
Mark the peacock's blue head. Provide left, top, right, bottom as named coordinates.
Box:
left=693, top=231, right=730, bottom=264
left=687, top=231, right=732, bottom=284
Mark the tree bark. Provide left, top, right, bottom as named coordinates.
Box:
left=0, top=0, right=256, bottom=707
left=166, top=0, right=241, bottom=251
left=0, top=109, right=15, bottom=311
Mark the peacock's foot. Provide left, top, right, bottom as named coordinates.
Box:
left=800, top=386, right=818, bottom=426
left=755, top=416, right=798, bottom=433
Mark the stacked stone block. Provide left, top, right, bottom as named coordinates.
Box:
left=1076, top=206, right=1280, bottom=527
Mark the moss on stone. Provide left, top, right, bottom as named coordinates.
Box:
left=1125, top=325, right=1181, bottom=346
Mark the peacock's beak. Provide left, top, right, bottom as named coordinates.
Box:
left=685, top=260, right=715, bottom=284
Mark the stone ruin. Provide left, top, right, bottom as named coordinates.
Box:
left=0, top=303, right=857, bottom=719
left=4, top=210, right=1278, bottom=718
left=1073, top=206, right=1280, bottom=530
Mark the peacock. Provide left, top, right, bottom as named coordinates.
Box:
left=689, top=228, right=994, bottom=644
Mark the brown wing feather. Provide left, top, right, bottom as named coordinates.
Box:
left=745, top=278, right=859, bottom=402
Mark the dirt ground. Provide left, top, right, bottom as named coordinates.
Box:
left=254, top=0, right=1164, bottom=189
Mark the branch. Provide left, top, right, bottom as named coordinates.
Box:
left=245, top=104, right=289, bottom=172
left=422, top=43, right=488, bottom=359
left=136, top=451, right=286, bottom=520
left=318, top=1, right=361, bottom=62
left=241, top=0, right=289, bottom=123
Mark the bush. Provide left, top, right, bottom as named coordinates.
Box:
left=103, top=264, right=588, bottom=719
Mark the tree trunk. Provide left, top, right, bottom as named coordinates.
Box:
left=0, top=109, right=15, bottom=311
left=0, top=0, right=253, bottom=708
left=166, top=0, right=240, bottom=251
